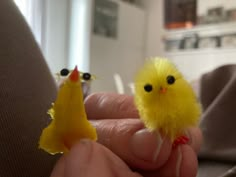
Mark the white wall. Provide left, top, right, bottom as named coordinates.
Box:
left=90, top=0, right=146, bottom=94
left=142, top=0, right=165, bottom=57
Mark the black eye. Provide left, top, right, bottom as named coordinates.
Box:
left=82, top=73, right=91, bottom=81
left=60, top=68, right=70, bottom=76
left=167, top=75, right=175, bottom=85
left=144, top=84, right=153, bottom=92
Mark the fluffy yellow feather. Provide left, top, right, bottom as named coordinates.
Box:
left=134, top=58, right=201, bottom=142
left=39, top=66, right=97, bottom=155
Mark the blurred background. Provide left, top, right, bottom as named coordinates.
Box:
left=14, top=0, right=236, bottom=94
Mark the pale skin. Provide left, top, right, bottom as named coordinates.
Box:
left=50, top=93, right=202, bottom=177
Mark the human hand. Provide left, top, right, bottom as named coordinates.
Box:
left=51, top=93, right=202, bottom=177
left=84, top=93, right=202, bottom=177
left=50, top=139, right=141, bottom=177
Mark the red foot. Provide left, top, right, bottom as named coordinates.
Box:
left=172, top=135, right=189, bottom=148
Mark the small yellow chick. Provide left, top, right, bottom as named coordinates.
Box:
left=134, top=58, right=201, bottom=144
left=39, top=66, right=97, bottom=155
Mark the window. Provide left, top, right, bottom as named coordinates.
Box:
left=13, top=0, right=45, bottom=52
left=13, top=0, right=90, bottom=72
left=68, top=0, right=92, bottom=71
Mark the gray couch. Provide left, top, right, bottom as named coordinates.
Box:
left=197, top=64, right=236, bottom=177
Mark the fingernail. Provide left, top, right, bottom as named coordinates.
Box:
left=176, top=146, right=182, bottom=177
left=71, top=139, right=92, bottom=161
left=130, top=129, right=163, bottom=162
left=66, top=139, right=92, bottom=176
left=79, top=139, right=92, bottom=150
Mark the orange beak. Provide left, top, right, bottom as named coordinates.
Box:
left=160, top=87, right=167, bottom=94
left=69, top=66, right=79, bottom=82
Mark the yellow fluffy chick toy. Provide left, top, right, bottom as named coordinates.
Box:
left=39, top=66, right=97, bottom=155
left=134, top=58, right=201, bottom=147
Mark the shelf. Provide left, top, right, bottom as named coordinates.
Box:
left=164, top=21, right=236, bottom=39
left=165, top=48, right=236, bottom=56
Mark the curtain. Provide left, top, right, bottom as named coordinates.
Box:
left=14, top=0, right=91, bottom=73
left=13, top=0, right=46, bottom=53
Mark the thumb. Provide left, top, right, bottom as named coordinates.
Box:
left=51, top=140, right=140, bottom=177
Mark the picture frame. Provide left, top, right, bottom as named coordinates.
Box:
left=165, top=39, right=182, bottom=51
left=164, top=0, right=197, bottom=29
left=221, top=34, right=236, bottom=48
left=198, top=36, right=220, bottom=49
left=93, top=0, right=119, bottom=39
left=226, top=9, right=236, bottom=21
left=206, top=7, right=225, bottom=23
left=179, top=33, right=199, bottom=50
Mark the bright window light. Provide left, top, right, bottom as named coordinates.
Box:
left=13, top=0, right=32, bottom=23
left=13, top=0, right=44, bottom=50
left=68, top=0, right=92, bottom=72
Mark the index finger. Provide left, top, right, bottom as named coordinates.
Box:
left=85, top=93, right=202, bottom=154
left=84, top=93, right=139, bottom=120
